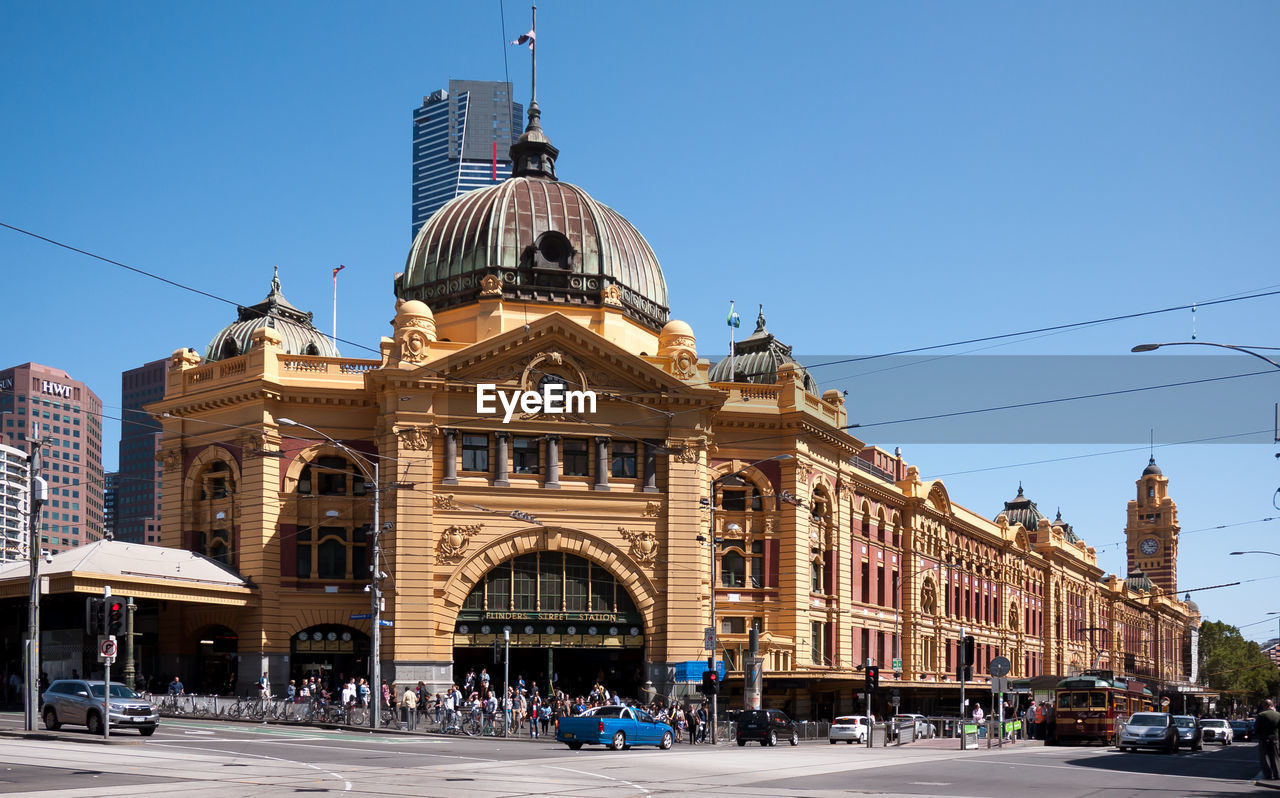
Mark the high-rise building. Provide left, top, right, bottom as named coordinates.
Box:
left=0, top=443, right=30, bottom=562
left=0, top=363, right=104, bottom=555
left=103, top=470, right=118, bottom=539
left=411, top=80, right=523, bottom=238
left=116, top=358, right=168, bottom=544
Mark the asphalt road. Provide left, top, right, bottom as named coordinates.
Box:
left=0, top=713, right=1267, bottom=797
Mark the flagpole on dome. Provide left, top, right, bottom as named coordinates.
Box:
left=727, top=300, right=741, bottom=380
left=331, top=264, right=345, bottom=348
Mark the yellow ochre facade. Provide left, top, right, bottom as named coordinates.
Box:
left=149, top=101, right=1197, bottom=716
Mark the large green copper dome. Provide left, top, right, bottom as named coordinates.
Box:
left=394, top=102, right=669, bottom=331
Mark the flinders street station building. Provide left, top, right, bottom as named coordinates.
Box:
left=7, top=95, right=1199, bottom=718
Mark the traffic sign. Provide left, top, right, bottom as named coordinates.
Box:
left=350, top=613, right=372, bottom=620
left=99, top=636, right=117, bottom=660
left=988, top=656, right=1011, bottom=677
left=892, top=658, right=902, bottom=671
left=703, top=626, right=714, bottom=651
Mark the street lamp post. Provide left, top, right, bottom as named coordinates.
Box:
left=279, top=417, right=383, bottom=729
left=702, top=453, right=791, bottom=745
left=1131, top=341, right=1280, bottom=371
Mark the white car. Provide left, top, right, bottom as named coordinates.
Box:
left=829, top=716, right=870, bottom=744
left=893, top=713, right=936, bottom=739
left=1199, top=718, right=1233, bottom=745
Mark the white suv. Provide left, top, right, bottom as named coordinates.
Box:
left=830, top=716, right=870, bottom=744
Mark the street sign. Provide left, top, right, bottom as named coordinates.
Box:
left=98, top=635, right=117, bottom=660
left=988, top=656, right=1011, bottom=677
left=892, top=658, right=902, bottom=670
left=990, top=676, right=1009, bottom=693
left=379, top=619, right=393, bottom=627
left=350, top=613, right=372, bottom=620
left=703, top=626, right=714, bottom=651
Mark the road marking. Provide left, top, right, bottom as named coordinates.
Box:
left=542, top=764, right=651, bottom=795
left=910, top=782, right=953, bottom=786
left=958, top=756, right=1250, bottom=783
left=182, top=730, right=215, bottom=735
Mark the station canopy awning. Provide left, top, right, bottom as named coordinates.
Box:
left=0, top=540, right=256, bottom=606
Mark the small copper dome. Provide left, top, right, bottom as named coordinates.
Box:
left=1142, top=456, right=1163, bottom=476
left=206, top=268, right=338, bottom=362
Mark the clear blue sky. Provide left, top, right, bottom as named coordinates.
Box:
left=3, top=1, right=1278, bottom=641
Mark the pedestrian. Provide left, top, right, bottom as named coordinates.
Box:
left=402, top=684, right=419, bottom=731
left=541, top=698, right=552, bottom=736
left=972, top=702, right=986, bottom=738
left=1256, top=699, right=1280, bottom=780
left=1032, top=701, right=1044, bottom=740
left=169, top=675, right=184, bottom=696
left=529, top=698, right=541, bottom=738
left=696, top=704, right=708, bottom=743
left=286, top=680, right=296, bottom=702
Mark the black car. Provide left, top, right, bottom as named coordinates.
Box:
left=736, top=708, right=799, bottom=747
left=1231, top=720, right=1252, bottom=741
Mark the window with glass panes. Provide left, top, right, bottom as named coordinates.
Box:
left=294, top=525, right=367, bottom=580
left=513, top=436, right=540, bottom=474
left=461, top=553, right=639, bottom=617
left=563, top=438, right=589, bottom=476
left=461, top=434, right=489, bottom=472
left=611, top=441, right=636, bottom=478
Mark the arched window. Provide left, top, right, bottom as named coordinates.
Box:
left=304, top=342, right=320, bottom=356
left=220, top=339, right=240, bottom=359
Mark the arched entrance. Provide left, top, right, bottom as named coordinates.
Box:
left=194, top=625, right=238, bottom=695
left=292, top=625, right=370, bottom=693
left=454, top=552, right=646, bottom=699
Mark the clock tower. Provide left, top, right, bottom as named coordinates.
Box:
left=1125, top=457, right=1179, bottom=593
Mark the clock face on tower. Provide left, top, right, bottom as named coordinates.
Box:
left=1140, top=538, right=1159, bottom=555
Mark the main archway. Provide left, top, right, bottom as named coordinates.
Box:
left=453, top=551, right=648, bottom=700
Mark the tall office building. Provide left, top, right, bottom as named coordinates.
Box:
left=411, top=80, right=523, bottom=238
left=116, top=358, right=168, bottom=544
left=103, top=470, right=118, bottom=539
left=0, top=363, right=104, bottom=555
left=0, top=443, right=30, bottom=562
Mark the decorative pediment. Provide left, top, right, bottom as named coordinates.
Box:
left=428, top=312, right=713, bottom=400
left=924, top=481, right=952, bottom=515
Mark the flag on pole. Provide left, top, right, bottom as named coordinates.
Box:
left=510, top=29, right=535, bottom=49
left=332, top=264, right=346, bottom=281
left=727, top=301, right=741, bottom=329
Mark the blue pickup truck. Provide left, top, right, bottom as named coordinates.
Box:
left=555, top=705, right=675, bottom=750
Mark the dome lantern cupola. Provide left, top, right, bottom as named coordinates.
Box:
left=708, top=305, right=818, bottom=391
left=205, top=267, right=338, bottom=362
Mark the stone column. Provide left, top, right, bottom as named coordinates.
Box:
left=642, top=440, right=659, bottom=493
left=544, top=435, right=561, bottom=489
left=494, top=432, right=510, bottom=487
left=442, top=429, right=458, bottom=485
left=593, top=436, right=610, bottom=491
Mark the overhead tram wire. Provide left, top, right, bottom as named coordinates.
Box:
left=0, top=221, right=679, bottom=448
left=6, top=221, right=1277, bottom=458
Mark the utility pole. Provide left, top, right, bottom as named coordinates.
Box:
left=24, top=426, right=50, bottom=732
left=369, top=459, right=382, bottom=729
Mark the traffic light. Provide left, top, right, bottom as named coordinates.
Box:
left=958, top=665, right=973, bottom=682
left=866, top=665, right=879, bottom=691
left=961, top=635, right=975, bottom=667
left=107, top=600, right=124, bottom=636
left=701, top=670, right=719, bottom=695
left=85, top=597, right=104, bottom=635
left=492, top=639, right=502, bottom=663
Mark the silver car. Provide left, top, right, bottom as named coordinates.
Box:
left=1118, top=711, right=1177, bottom=753
left=42, top=679, right=159, bottom=736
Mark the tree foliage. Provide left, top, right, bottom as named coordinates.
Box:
left=1198, top=620, right=1280, bottom=703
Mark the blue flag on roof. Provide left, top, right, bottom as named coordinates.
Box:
left=727, top=300, right=741, bottom=328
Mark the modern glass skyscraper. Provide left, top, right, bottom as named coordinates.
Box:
left=116, top=358, right=167, bottom=544
left=411, top=80, right=523, bottom=239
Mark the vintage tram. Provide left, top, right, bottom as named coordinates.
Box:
left=1049, top=670, right=1155, bottom=745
